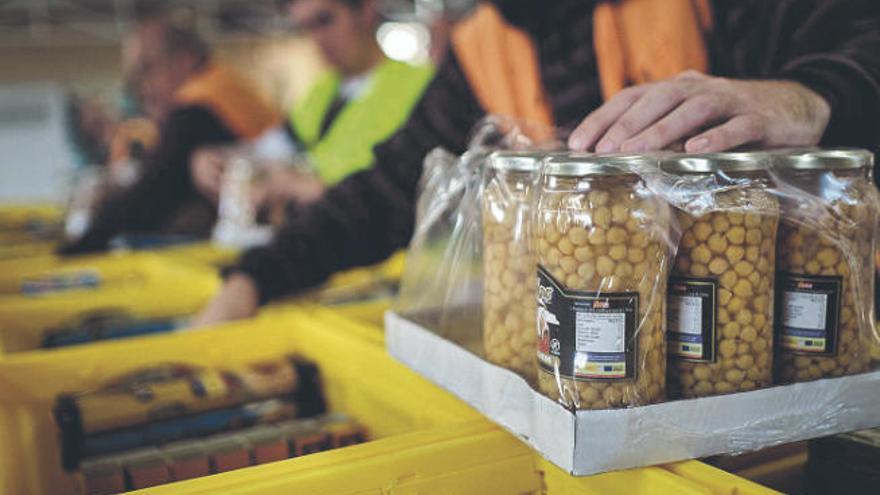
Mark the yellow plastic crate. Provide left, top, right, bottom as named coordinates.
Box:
left=0, top=254, right=220, bottom=353
left=151, top=243, right=239, bottom=269
left=0, top=204, right=64, bottom=246
left=0, top=244, right=234, bottom=292
left=0, top=310, right=512, bottom=495
left=0, top=307, right=779, bottom=495
left=0, top=251, right=157, bottom=296
left=0, top=204, right=63, bottom=229
left=664, top=460, right=783, bottom=495
left=0, top=240, right=56, bottom=261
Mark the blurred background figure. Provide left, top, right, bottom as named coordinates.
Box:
left=190, top=0, right=435, bottom=232
left=61, top=5, right=280, bottom=253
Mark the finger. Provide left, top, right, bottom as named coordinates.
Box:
left=684, top=114, right=766, bottom=153
left=674, top=69, right=708, bottom=81
left=568, top=85, right=651, bottom=151
left=595, top=81, right=696, bottom=153
left=620, top=94, right=731, bottom=153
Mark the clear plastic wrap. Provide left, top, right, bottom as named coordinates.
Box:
left=658, top=153, right=780, bottom=399
left=534, top=154, right=675, bottom=410
left=767, top=149, right=879, bottom=383
left=395, top=115, right=878, bottom=411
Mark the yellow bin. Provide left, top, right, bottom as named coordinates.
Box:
left=0, top=308, right=779, bottom=494
left=0, top=254, right=220, bottom=354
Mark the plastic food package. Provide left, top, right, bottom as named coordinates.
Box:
left=769, top=149, right=879, bottom=383
left=659, top=153, right=780, bottom=398
left=482, top=151, right=543, bottom=381
left=55, top=356, right=326, bottom=470
left=534, top=154, right=674, bottom=410
left=396, top=113, right=879, bottom=412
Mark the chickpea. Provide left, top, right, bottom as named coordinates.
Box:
left=726, top=226, right=746, bottom=245
left=707, top=233, right=729, bottom=254
left=558, top=237, right=575, bottom=256
left=536, top=169, right=669, bottom=410
left=708, top=257, right=729, bottom=275
left=726, top=246, right=745, bottom=264
left=568, top=227, right=589, bottom=246
left=611, top=204, right=629, bottom=224
left=574, top=246, right=594, bottom=262
left=593, top=207, right=612, bottom=229
left=694, top=222, right=713, bottom=241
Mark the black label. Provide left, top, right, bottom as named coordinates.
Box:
left=666, top=276, right=717, bottom=362
left=536, top=266, right=638, bottom=381
left=775, top=272, right=842, bottom=356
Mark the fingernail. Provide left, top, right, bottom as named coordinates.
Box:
left=568, top=134, right=586, bottom=151
left=621, top=139, right=645, bottom=153
left=596, top=139, right=616, bottom=154
left=688, top=138, right=709, bottom=153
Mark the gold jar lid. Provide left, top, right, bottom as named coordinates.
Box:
left=659, top=152, right=769, bottom=174
left=542, top=153, right=654, bottom=177
left=770, top=148, right=874, bottom=171
left=487, top=151, right=546, bottom=172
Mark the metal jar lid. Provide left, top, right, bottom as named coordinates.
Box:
left=770, top=148, right=874, bottom=171
left=487, top=150, right=546, bottom=172
left=659, top=152, right=768, bottom=174
left=542, top=153, right=653, bottom=177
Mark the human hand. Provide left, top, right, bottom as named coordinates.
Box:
left=190, top=273, right=259, bottom=329
left=568, top=71, right=831, bottom=154
left=257, top=168, right=326, bottom=208
left=190, top=148, right=226, bottom=203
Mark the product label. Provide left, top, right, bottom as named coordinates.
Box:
left=776, top=272, right=842, bottom=355
left=666, top=276, right=717, bottom=362
left=536, top=266, right=638, bottom=381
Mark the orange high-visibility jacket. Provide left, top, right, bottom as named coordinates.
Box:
left=451, top=0, right=712, bottom=126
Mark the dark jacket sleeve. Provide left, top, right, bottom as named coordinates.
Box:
left=60, top=105, right=236, bottom=254
left=233, top=50, right=485, bottom=303
left=708, top=0, right=880, bottom=149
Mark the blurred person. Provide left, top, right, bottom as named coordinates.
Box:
left=60, top=16, right=279, bottom=253
left=190, top=0, right=434, bottom=213
left=194, top=0, right=880, bottom=326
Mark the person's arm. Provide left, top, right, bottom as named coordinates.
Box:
left=60, top=106, right=236, bottom=254
left=569, top=0, right=880, bottom=153
left=193, top=51, right=485, bottom=325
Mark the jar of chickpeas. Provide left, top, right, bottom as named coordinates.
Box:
left=661, top=153, right=780, bottom=399
left=773, top=149, right=877, bottom=383
left=534, top=154, right=671, bottom=410
left=482, top=151, right=542, bottom=381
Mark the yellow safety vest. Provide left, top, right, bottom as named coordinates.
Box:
left=290, top=58, right=434, bottom=185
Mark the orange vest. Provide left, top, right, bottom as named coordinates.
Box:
left=451, top=0, right=712, bottom=127
left=175, top=63, right=280, bottom=139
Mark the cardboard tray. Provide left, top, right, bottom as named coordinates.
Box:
left=385, top=311, right=880, bottom=476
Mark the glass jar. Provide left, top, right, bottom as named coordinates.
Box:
left=773, top=149, right=876, bottom=383
left=661, top=153, right=779, bottom=398
left=482, top=151, right=542, bottom=380
left=534, top=154, right=671, bottom=409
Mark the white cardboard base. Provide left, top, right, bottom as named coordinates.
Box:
left=385, top=311, right=880, bottom=476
